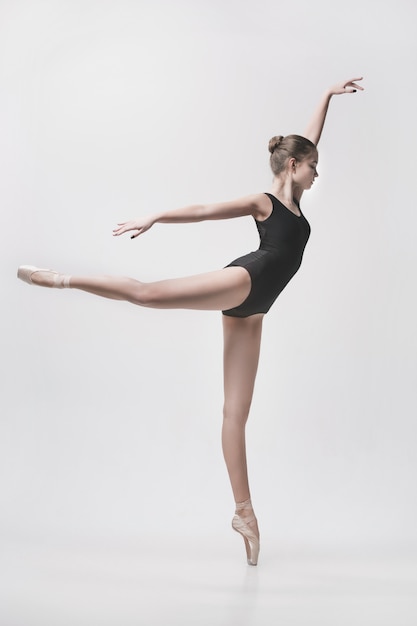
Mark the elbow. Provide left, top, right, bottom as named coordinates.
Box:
left=194, top=205, right=207, bottom=221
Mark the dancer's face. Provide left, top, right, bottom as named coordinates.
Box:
left=293, top=152, right=319, bottom=190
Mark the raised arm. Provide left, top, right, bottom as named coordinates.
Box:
left=303, top=77, right=364, bottom=146
left=113, top=194, right=267, bottom=239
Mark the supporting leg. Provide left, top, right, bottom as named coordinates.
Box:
left=222, top=313, right=263, bottom=563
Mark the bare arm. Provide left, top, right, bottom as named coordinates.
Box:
left=303, top=77, right=364, bottom=145
left=113, top=194, right=266, bottom=239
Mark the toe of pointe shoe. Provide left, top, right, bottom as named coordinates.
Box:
left=17, top=265, right=44, bottom=284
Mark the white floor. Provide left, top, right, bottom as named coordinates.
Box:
left=2, top=532, right=417, bottom=626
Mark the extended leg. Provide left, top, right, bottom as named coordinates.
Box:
left=18, top=266, right=252, bottom=312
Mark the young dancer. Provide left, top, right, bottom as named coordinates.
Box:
left=18, top=77, right=364, bottom=565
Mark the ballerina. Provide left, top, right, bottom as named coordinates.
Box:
left=18, top=77, right=364, bottom=565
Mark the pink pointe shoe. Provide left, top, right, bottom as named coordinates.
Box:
left=17, top=265, right=71, bottom=288
left=232, top=498, right=260, bottom=566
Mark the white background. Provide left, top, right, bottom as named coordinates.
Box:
left=1, top=0, right=416, bottom=558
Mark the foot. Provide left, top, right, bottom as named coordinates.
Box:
left=17, top=265, right=71, bottom=288
left=232, top=498, right=260, bottom=565
left=235, top=500, right=260, bottom=540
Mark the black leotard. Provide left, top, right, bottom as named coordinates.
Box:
left=222, top=192, right=311, bottom=317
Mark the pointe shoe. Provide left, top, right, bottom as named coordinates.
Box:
left=232, top=499, right=260, bottom=566
left=17, top=265, right=71, bottom=288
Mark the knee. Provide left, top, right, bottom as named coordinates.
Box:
left=131, top=283, right=160, bottom=307
left=223, top=403, right=250, bottom=425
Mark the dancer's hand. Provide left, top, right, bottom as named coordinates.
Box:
left=328, top=77, right=364, bottom=95
left=113, top=217, right=154, bottom=239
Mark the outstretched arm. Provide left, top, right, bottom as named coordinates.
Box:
left=113, top=194, right=267, bottom=239
left=303, top=77, right=364, bottom=146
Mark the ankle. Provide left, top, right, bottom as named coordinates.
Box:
left=60, top=275, right=71, bottom=288
left=235, top=498, right=254, bottom=517
left=52, top=274, right=71, bottom=288
left=235, top=497, right=252, bottom=510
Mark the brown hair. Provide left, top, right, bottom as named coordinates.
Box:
left=268, top=134, right=316, bottom=176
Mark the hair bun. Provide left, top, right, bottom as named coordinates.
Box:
left=268, top=135, right=284, bottom=154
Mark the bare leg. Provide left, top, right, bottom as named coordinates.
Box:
left=25, top=267, right=252, bottom=312
left=222, top=313, right=263, bottom=542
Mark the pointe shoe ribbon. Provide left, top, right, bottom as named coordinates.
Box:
left=17, top=265, right=71, bottom=288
